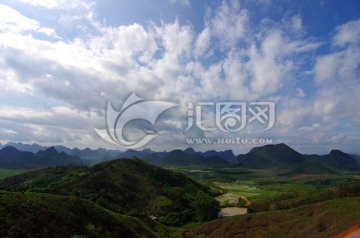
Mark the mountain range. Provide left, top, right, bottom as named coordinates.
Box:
left=0, top=142, right=359, bottom=237
left=0, top=142, right=359, bottom=173
left=0, top=146, right=83, bottom=168
left=236, top=143, right=359, bottom=173
left=0, top=142, right=235, bottom=166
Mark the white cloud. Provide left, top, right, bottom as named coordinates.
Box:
left=315, top=20, right=360, bottom=84
left=1, top=129, right=17, bottom=135
left=277, top=98, right=311, bottom=128
left=222, top=50, right=250, bottom=99
left=333, top=19, right=360, bottom=47
left=0, top=4, right=56, bottom=36
left=248, top=30, right=293, bottom=95
left=0, top=105, right=99, bottom=128
left=0, top=1, right=358, bottom=153
left=295, top=88, right=305, bottom=97
left=314, top=53, right=338, bottom=83
left=194, top=27, right=211, bottom=58
left=299, top=123, right=321, bottom=131
left=291, top=15, right=302, bottom=32
left=156, top=21, right=193, bottom=57
left=308, top=18, right=360, bottom=148
left=17, top=0, right=92, bottom=10
left=313, top=88, right=338, bottom=118
left=0, top=104, right=103, bottom=147
left=208, top=0, right=248, bottom=48
left=167, top=0, right=190, bottom=7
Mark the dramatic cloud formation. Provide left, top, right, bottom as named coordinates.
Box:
left=0, top=0, right=359, bottom=153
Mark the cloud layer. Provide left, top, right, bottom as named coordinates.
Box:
left=0, top=0, right=359, bottom=153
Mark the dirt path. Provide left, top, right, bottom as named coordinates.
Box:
left=240, top=196, right=251, bottom=206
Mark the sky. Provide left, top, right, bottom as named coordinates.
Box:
left=0, top=0, right=359, bottom=154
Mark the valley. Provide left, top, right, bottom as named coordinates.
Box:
left=2, top=1, right=359, bottom=237
left=0, top=143, right=359, bottom=237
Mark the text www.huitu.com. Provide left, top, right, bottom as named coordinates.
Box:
left=185, top=138, right=273, bottom=145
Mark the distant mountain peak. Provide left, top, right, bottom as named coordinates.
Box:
left=248, top=143, right=300, bottom=154
left=322, top=149, right=359, bottom=170
left=261, top=143, right=290, bottom=149
left=0, top=145, right=83, bottom=167
left=328, top=149, right=353, bottom=159
left=0, top=146, right=19, bottom=154
left=42, top=146, right=58, bottom=155
left=184, top=147, right=196, bottom=154
left=329, top=149, right=346, bottom=155
left=237, top=143, right=304, bottom=169
left=83, top=147, right=92, bottom=152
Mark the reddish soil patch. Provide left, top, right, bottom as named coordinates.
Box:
left=240, top=196, right=251, bottom=206
left=292, top=174, right=329, bottom=180
left=333, top=225, right=360, bottom=238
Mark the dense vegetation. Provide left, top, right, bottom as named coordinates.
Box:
left=280, top=161, right=339, bottom=176
left=249, top=181, right=360, bottom=212
left=0, top=158, right=220, bottom=229
left=188, top=197, right=360, bottom=238
left=0, top=190, right=168, bottom=238
left=0, top=143, right=359, bottom=237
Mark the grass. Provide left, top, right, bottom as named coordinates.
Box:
left=1, top=162, right=359, bottom=237
left=210, top=178, right=320, bottom=207
left=174, top=166, right=336, bottom=205
left=213, top=182, right=260, bottom=206
left=0, top=190, right=169, bottom=238
left=0, top=159, right=222, bottom=227
left=188, top=197, right=360, bottom=238
left=0, top=168, right=31, bottom=180
left=172, top=167, right=274, bottom=183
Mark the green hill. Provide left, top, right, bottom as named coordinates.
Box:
left=160, top=150, right=229, bottom=166
left=0, top=158, right=220, bottom=226
left=281, top=161, right=339, bottom=176
left=0, top=190, right=167, bottom=238
left=236, top=144, right=359, bottom=172
left=237, top=143, right=305, bottom=169
left=321, top=150, right=359, bottom=171
left=248, top=181, right=360, bottom=213
left=188, top=197, right=360, bottom=238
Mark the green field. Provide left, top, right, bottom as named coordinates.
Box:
left=169, top=166, right=355, bottom=207
left=0, top=168, right=31, bottom=180
left=173, top=166, right=279, bottom=183
left=165, top=165, right=360, bottom=237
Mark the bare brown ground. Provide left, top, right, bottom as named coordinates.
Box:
left=333, top=225, right=360, bottom=238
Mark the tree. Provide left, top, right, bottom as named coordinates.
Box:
left=194, top=191, right=220, bottom=221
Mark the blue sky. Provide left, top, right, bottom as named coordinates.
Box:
left=0, top=0, right=359, bottom=154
